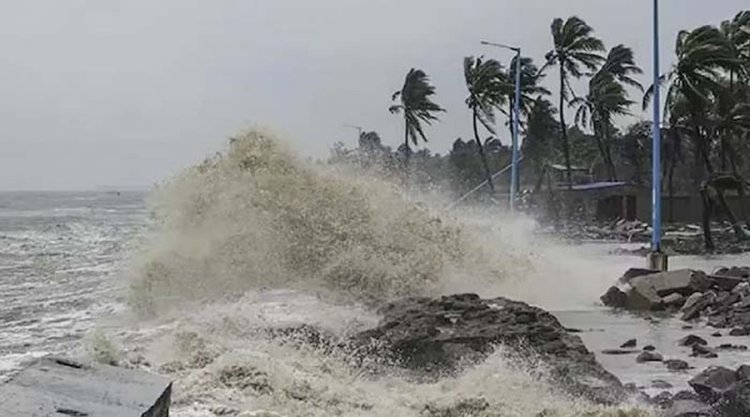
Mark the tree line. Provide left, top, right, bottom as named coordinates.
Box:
left=333, top=12, right=750, bottom=219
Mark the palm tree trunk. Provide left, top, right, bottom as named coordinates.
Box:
left=403, top=117, right=410, bottom=176
left=603, top=122, right=617, bottom=181
left=668, top=156, right=676, bottom=223
left=701, top=189, right=715, bottom=251
left=559, top=69, right=573, bottom=190
left=592, top=126, right=608, bottom=179
left=473, top=111, right=495, bottom=194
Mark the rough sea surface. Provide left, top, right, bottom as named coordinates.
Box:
left=0, top=191, right=146, bottom=379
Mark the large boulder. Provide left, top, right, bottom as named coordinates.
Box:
left=715, top=380, right=750, bottom=417
left=627, top=270, right=712, bottom=311
left=0, top=357, right=171, bottom=417
left=601, top=269, right=714, bottom=311
left=350, top=294, right=628, bottom=405
left=689, top=366, right=738, bottom=403
left=600, top=286, right=628, bottom=308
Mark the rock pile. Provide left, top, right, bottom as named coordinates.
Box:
left=654, top=365, right=750, bottom=417
left=601, top=268, right=750, bottom=333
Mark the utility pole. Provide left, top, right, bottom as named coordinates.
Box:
left=648, top=0, right=668, bottom=271
left=481, top=41, right=522, bottom=212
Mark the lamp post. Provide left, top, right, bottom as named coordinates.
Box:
left=343, top=124, right=364, bottom=145
left=648, top=0, right=668, bottom=271
left=481, top=41, right=522, bottom=212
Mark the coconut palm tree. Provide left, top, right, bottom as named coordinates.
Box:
left=571, top=45, right=642, bottom=180
left=545, top=16, right=605, bottom=188
left=501, top=56, right=551, bottom=139
left=718, top=12, right=750, bottom=169
left=463, top=56, right=508, bottom=193
left=389, top=68, right=444, bottom=171
left=644, top=26, right=743, bottom=174
left=571, top=75, right=634, bottom=180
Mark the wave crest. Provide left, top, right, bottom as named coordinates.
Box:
left=130, top=130, right=474, bottom=310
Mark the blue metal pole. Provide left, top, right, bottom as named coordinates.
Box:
left=510, top=49, right=521, bottom=212
left=651, top=0, right=662, bottom=252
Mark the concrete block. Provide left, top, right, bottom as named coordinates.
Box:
left=0, top=357, right=171, bottom=416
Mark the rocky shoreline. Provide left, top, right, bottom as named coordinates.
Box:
left=539, top=220, right=750, bottom=255
left=599, top=266, right=750, bottom=415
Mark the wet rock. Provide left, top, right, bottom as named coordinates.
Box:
left=737, top=365, right=750, bottom=381
left=636, top=351, right=663, bottom=363
left=714, top=380, right=750, bottom=417
left=681, top=292, right=717, bottom=321
left=600, top=286, right=627, bottom=308
left=663, top=293, right=686, bottom=309
left=673, top=390, right=701, bottom=402
left=691, top=344, right=718, bottom=359
left=651, top=391, right=673, bottom=408
left=717, top=344, right=748, bottom=351
left=681, top=292, right=704, bottom=312
left=665, top=359, right=690, bottom=371
left=0, top=357, right=172, bottom=417
left=620, top=338, right=637, bottom=348
left=350, top=293, right=628, bottom=405
left=422, top=398, right=489, bottom=417
left=605, top=269, right=714, bottom=311
left=729, top=327, right=750, bottom=336
left=652, top=380, right=674, bottom=389
left=601, top=349, right=639, bottom=355
left=619, top=268, right=660, bottom=283
left=732, top=281, right=750, bottom=295
left=643, top=345, right=656, bottom=351
left=715, top=266, right=750, bottom=280
left=689, top=366, right=738, bottom=403
left=679, top=335, right=708, bottom=347
left=711, top=332, right=722, bottom=337
left=218, top=364, right=272, bottom=393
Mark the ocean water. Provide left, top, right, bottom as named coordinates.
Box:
left=0, top=191, right=146, bottom=377
left=1, top=131, right=748, bottom=416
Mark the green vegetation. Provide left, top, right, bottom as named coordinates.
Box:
left=333, top=11, right=750, bottom=221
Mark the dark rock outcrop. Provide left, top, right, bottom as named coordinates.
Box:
left=679, top=335, right=708, bottom=347
left=601, top=269, right=712, bottom=311
left=350, top=293, right=628, bottom=405
left=620, top=338, right=637, bottom=348
left=689, top=366, right=738, bottom=403
left=636, top=351, right=663, bottom=363
left=665, top=359, right=690, bottom=371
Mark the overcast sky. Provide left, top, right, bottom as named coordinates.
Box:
left=1, top=0, right=747, bottom=190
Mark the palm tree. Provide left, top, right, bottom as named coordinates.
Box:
left=572, top=75, right=634, bottom=180
left=545, top=16, right=605, bottom=188
left=463, top=56, right=508, bottom=193
left=645, top=25, right=746, bottom=248
left=718, top=12, right=750, bottom=169
left=501, top=56, right=551, bottom=139
left=571, top=45, right=642, bottom=181
left=644, top=26, right=743, bottom=176
left=389, top=68, right=444, bottom=171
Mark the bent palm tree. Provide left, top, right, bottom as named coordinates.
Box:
left=572, top=45, right=642, bottom=180
left=389, top=68, right=444, bottom=171
left=644, top=25, right=746, bottom=249
left=502, top=56, right=551, bottom=139
left=464, top=56, right=508, bottom=193
left=546, top=16, right=605, bottom=188
left=644, top=26, right=743, bottom=174
left=571, top=74, right=634, bottom=180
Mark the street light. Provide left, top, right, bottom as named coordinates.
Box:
left=648, top=0, right=668, bottom=271
left=343, top=124, right=364, bottom=145
left=481, top=40, right=522, bottom=213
